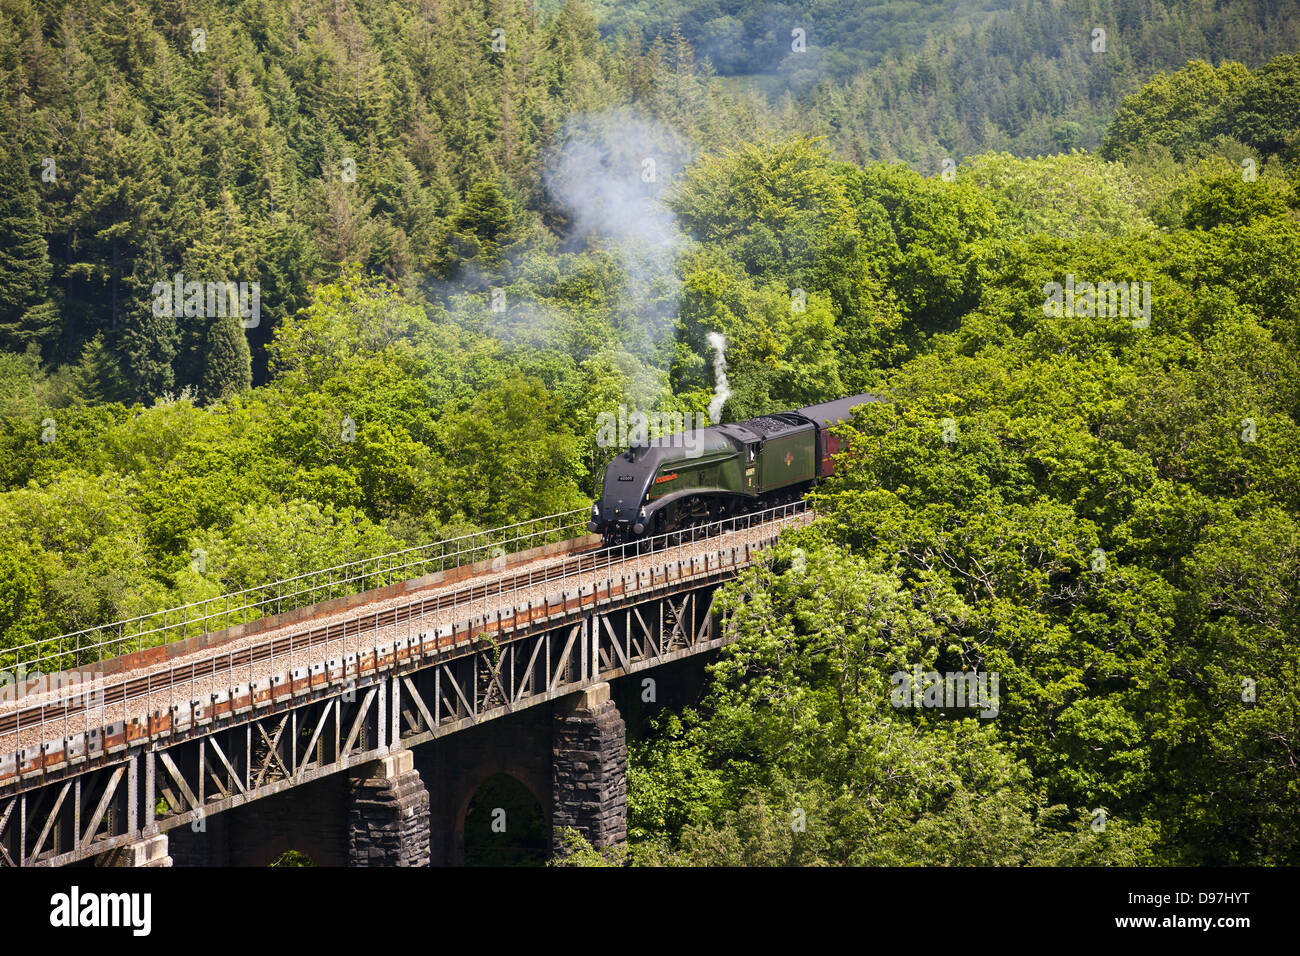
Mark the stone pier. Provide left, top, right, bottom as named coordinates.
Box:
left=96, top=832, right=172, bottom=867
left=348, top=748, right=430, bottom=867
left=552, top=682, right=627, bottom=852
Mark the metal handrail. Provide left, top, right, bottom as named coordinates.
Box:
left=0, top=500, right=813, bottom=783
left=0, top=508, right=590, bottom=677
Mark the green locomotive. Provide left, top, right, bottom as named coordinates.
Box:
left=589, top=393, right=882, bottom=543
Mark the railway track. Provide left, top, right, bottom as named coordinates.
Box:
left=0, top=513, right=805, bottom=745
left=0, top=544, right=614, bottom=737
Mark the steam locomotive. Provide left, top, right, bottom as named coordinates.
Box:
left=589, top=393, right=883, bottom=544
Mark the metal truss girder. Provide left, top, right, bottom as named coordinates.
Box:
left=206, top=735, right=246, bottom=798
left=4, top=572, right=744, bottom=865
left=79, top=765, right=124, bottom=856
left=441, top=668, right=475, bottom=725
left=158, top=751, right=200, bottom=815
left=295, top=701, right=334, bottom=782
left=401, top=676, right=436, bottom=736
left=600, top=615, right=632, bottom=672
left=548, top=624, right=581, bottom=694
left=480, top=647, right=511, bottom=713
left=0, top=798, right=14, bottom=866
left=252, top=716, right=290, bottom=789
left=341, top=688, right=377, bottom=757
left=28, top=780, right=70, bottom=859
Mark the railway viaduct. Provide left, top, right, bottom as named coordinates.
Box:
left=0, top=504, right=809, bottom=867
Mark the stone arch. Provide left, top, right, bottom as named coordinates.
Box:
left=460, top=771, right=548, bottom=866
left=452, top=761, right=550, bottom=834
left=234, top=773, right=350, bottom=866
left=414, top=703, right=555, bottom=865
left=247, top=834, right=334, bottom=868
left=165, top=773, right=351, bottom=867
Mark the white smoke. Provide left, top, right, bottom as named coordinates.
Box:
left=432, top=109, right=721, bottom=417
left=542, top=108, right=695, bottom=358
left=707, top=331, right=730, bottom=424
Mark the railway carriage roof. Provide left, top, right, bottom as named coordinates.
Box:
left=617, top=393, right=886, bottom=468
left=795, top=393, right=885, bottom=427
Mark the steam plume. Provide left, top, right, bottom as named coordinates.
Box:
left=707, top=332, right=730, bottom=424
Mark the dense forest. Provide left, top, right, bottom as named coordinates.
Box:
left=1, top=0, right=1298, bottom=866
left=595, top=0, right=1300, bottom=164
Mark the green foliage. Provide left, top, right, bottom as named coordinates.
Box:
left=1159, top=173, right=1297, bottom=230
left=960, top=152, right=1154, bottom=237
left=442, top=181, right=524, bottom=272
left=0, top=0, right=776, bottom=394
left=1102, top=53, right=1300, bottom=168
left=597, top=0, right=1300, bottom=169
left=788, top=0, right=1300, bottom=168
left=2, top=1, right=1299, bottom=867
left=1102, top=60, right=1253, bottom=161
left=672, top=137, right=907, bottom=384
left=549, top=828, right=626, bottom=866
left=1224, top=52, right=1300, bottom=158
left=609, top=537, right=1160, bottom=866
left=198, top=314, right=254, bottom=405
left=847, top=162, right=1000, bottom=335
left=268, top=850, right=316, bottom=867
left=0, top=146, right=56, bottom=353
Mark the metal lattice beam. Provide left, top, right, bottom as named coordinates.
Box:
left=1, top=524, right=789, bottom=865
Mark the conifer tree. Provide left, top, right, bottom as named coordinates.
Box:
left=0, top=147, right=56, bottom=353
left=198, top=312, right=252, bottom=405
left=119, top=237, right=177, bottom=402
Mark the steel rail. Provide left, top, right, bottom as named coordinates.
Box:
left=0, top=503, right=811, bottom=747
left=1, top=508, right=589, bottom=678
